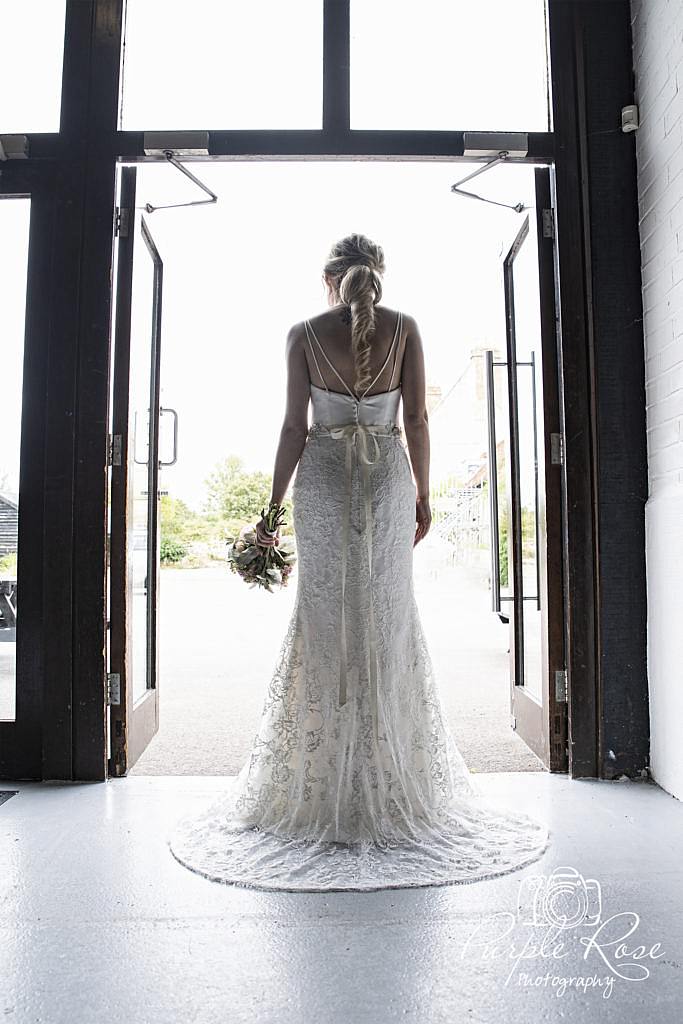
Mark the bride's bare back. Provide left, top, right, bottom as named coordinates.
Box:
left=302, top=304, right=408, bottom=398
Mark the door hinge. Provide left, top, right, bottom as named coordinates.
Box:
left=542, top=207, right=555, bottom=239
left=108, top=433, right=122, bottom=467
left=550, top=432, right=564, bottom=466
left=555, top=668, right=568, bottom=703
left=115, top=206, right=130, bottom=238
left=510, top=713, right=517, bottom=730
left=107, top=672, right=121, bottom=706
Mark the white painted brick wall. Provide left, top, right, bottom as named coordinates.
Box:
left=632, top=0, right=683, bottom=800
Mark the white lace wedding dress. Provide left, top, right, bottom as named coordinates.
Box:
left=168, top=311, right=550, bottom=891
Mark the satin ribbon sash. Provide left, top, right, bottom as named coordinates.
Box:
left=310, top=420, right=402, bottom=748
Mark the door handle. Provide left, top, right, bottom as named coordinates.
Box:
left=159, top=407, right=178, bottom=466
left=530, top=352, right=541, bottom=611
left=485, top=350, right=502, bottom=613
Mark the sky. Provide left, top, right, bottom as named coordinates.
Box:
left=2, top=0, right=549, bottom=513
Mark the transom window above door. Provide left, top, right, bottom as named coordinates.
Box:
left=118, top=0, right=324, bottom=130
left=351, top=0, right=551, bottom=132
left=3, top=1, right=550, bottom=137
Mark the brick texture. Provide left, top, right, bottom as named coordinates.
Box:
left=632, top=0, right=683, bottom=799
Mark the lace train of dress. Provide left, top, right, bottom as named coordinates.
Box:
left=167, top=381, right=551, bottom=891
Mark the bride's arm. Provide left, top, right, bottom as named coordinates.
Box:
left=401, top=315, right=430, bottom=500
left=255, top=326, right=310, bottom=546
left=401, top=315, right=432, bottom=545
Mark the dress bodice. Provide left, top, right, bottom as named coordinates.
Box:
left=309, top=382, right=402, bottom=426
left=304, top=311, right=404, bottom=428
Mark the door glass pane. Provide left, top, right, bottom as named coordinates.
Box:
left=351, top=0, right=550, bottom=131
left=120, top=0, right=323, bottom=129
left=0, top=1, right=67, bottom=132
left=129, top=216, right=156, bottom=703
left=512, top=223, right=544, bottom=701
left=0, top=199, right=30, bottom=721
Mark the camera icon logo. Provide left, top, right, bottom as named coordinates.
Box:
left=517, top=865, right=602, bottom=929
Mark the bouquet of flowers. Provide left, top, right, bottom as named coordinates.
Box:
left=226, top=502, right=297, bottom=592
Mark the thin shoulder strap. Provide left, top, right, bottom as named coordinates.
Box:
left=304, top=320, right=357, bottom=400
left=387, top=311, right=403, bottom=390
left=360, top=310, right=402, bottom=398
left=303, top=320, right=329, bottom=391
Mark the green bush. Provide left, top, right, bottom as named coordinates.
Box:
left=159, top=495, right=207, bottom=563
left=160, top=537, right=187, bottom=564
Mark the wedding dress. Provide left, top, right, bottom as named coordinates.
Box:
left=168, top=310, right=550, bottom=891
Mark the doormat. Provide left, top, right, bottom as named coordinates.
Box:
left=0, top=791, right=18, bottom=807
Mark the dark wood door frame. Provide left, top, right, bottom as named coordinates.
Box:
left=548, top=1, right=601, bottom=781
left=109, top=169, right=164, bottom=777
left=547, top=1, right=648, bottom=779
left=0, top=0, right=648, bottom=781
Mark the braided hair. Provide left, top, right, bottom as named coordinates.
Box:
left=322, top=233, right=386, bottom=396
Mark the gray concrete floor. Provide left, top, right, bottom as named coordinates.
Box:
left=1, top=772, right=681, bottom=1023
left=132, top=538, right=543, bottom=775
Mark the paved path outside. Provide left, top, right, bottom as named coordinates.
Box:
left=132, top=536, right=544, bottom=775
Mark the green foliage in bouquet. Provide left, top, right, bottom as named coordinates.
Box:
left=226, top=502, right=297, bottom=593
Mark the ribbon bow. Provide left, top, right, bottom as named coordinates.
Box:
left=319, top=420, right=400, bottom=749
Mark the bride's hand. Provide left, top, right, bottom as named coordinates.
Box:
left=255, top=517, right=280, bottom=547
left=414, top=495, right=431, bottom=546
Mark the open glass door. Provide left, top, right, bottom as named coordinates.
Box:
left=486, top=166, right=567, bottom=771
left=108, top=166, right=164, bottom=776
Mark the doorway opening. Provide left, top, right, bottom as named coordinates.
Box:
left=107, top=158, right=566, bottom=778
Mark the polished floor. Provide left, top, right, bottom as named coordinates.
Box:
left=1, top=772, right=681, bottom=1023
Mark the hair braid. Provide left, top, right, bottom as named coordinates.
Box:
left=322, top=233, right=385, bottom=396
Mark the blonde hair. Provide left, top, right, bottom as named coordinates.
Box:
left=323, top=233, right=386, bottom=396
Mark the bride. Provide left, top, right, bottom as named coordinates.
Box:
left=168, top=233, right=550, bottom=891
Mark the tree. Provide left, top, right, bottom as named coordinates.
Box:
left=160, top=494, right=206, bottom=542
left=204, top=455, right=273, bottom=522
left=203, top=454, right=294, bottom=541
